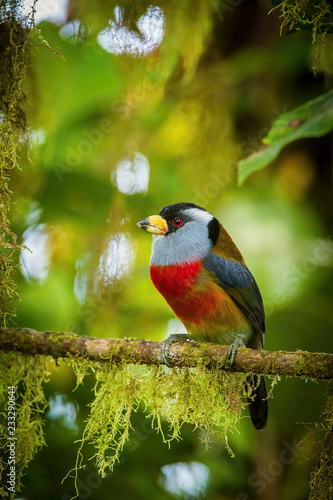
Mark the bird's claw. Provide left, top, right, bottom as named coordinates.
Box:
left=161, top=333, right=193, bottom=367
left=228, top=337, right=246, bottom=366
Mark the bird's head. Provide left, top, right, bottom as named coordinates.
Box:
left=137, top=202, right=220, bottom=266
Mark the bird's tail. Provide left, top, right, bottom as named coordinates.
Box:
left=246, top=374, right=267, bottom=430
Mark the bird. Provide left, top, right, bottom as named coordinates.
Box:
left=137, top=202, right=267, bottom=430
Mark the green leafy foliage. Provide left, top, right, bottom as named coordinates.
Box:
left=238, top=89, right=333, bottom=184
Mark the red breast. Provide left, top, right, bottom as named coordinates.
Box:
left=150, top=261, right=201, bottom=297
left=150, top=260, right=249, bottom=336
left=150, top=261, right=222, bottom=323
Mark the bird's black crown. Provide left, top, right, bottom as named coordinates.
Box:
left=159, top=202, right=206, bottom=219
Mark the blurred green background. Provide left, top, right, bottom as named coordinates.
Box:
left=8, top=0, right=333, bottom=498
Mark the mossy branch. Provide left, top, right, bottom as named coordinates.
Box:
left=1, top=327, right=333, bottom=380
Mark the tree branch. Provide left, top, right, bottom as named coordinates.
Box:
left=0, top=327, right=332, bottom=380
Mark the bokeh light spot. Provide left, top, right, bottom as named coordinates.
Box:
left=47, top=393, right=79, bottom=433
left=98, top=233, right=136, bottom=285
left=98, top=5, right=164, bottom=57
left=160, top=461, right=211, bottom=499
left=112, top=152, right=150, bottom=195
left=20, top=224, right=50, bottom=283
left=22, top=0, right=68, bottom=25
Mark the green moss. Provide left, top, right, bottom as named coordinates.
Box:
left=309, top=393, right=333, bottom=499
left=0, top=2, right=34, bottom=326
left=294, top=351, right=331, bottom=380
left=0, top=252, right=20, bottom=327
left=274, top=0, right=333, bottom=42
left=0, top=349, right=279, bottom=498
left=273, top=0, right=333, bottom=70
left=69, top=358, right=247, bottom=487
left=0, top=352, right=50, bottom=497
left=294, top=352, right=314, bottom=378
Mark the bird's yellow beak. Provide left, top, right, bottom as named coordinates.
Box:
left=136, top=215, right=168, bottom=236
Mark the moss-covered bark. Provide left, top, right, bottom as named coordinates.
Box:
left=1, top=327, right=333, bottom=380
left=0, top=2, right=32, bottom=326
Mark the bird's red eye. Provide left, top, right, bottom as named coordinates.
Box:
left=172, top=218, right=183, bottom=227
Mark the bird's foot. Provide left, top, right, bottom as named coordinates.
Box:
left=162, top=333, right=194, bottom=367
left=228, top=337, right=246, bottom=367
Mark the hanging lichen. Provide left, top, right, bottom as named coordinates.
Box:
left=309, top=392, right=333, bottom=500
left=69, top=358, right=247, bottom=486
left=0, top=352, right=50, bottom=497
left=0, top=0, right=33, bottom=326
left=272, top=0, right=333, bottom=42
left=0, top=349, right=253, bottom=497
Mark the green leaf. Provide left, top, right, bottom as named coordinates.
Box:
left=238, top=89, right=333, bottom=184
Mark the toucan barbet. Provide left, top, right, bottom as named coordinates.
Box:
left=137, top=202, right=267, bottom=430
